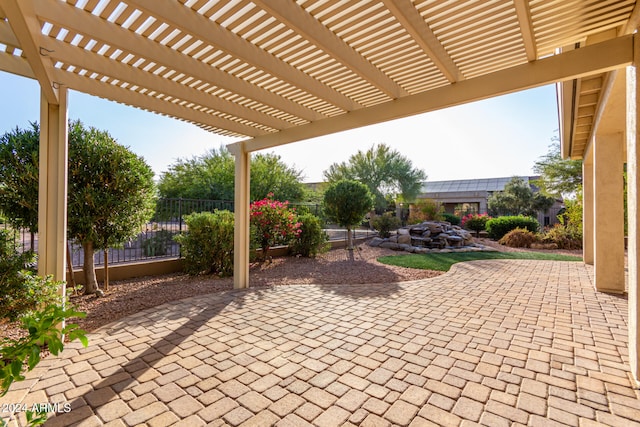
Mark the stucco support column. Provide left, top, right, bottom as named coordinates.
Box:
left=38, top=87, right=68, bottom=286
left=231, top=142, right=250, bottom=289
left=593, top=132, right=625, bottom=293
left=627, top=44, right=640, bottom=384
left=583, top=147, right=594, bottom=265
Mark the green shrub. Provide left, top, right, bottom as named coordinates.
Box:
left=486, top=215, right=539, bottom=240
left=498, top=228, right=538, bottom=248
left=174, top=210, right=234, bottom=276
left=0, top=230, right=60, bottom=321
left=371, top=212, right=401, bottom=238
left=442, top=213, right=461, bottom=226
left=290, top=213, right=329, bottom=257
left=409, top=199, right=444, bottom=223
left=461, top=213, right=491, bottom=237
left=142, top=229, right=173, bottom=257
left=540, top=223, right=582, bottom=249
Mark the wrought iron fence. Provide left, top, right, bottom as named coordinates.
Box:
left=3, top=198, right=568, bottom=269
left=2, top=198, right=374, bottom=269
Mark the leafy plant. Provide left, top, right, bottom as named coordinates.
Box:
left=488, top=177, right=555, bottom=217
left=0, top=120, right=156, bottom=295
left=0, top=304, right=87, bottom=426
left=442, top=213, right=461, bottom=226
left=174, top=210, right=234, bottom=276
left=323, top=144, right=426, bottom=213
left=498, top=228, right=538, bottom=248
left=540, top=224, right=582, bottom=249
left=0, top=123, right=40, bottom=235
left=0, top=230, right=59, bottom=321
left=323, top=180, right=373, bottom=250
left=485, top=215, right=539, bottom=240
left=67, top=120, right=156, bottom=294
left=560, top=188, right=583, bottom=235
left=250, top=194, right=301, bottom=261
left=158, top=146, right=306, bottom=202
left=408, top=198, right=444, bottom=223
left=371, top=212, right=401, bottom=238
left=142, top=230, right=174, bottom=257
left=533, top=139, right=583, bottom=198
left=290, top=213, right=329, bottom=257
left=461, top=213, right=491, bottom=237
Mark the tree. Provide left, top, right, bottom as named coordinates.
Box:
left=323, top=143, right=426, bottom=213
left=0, top=123, right=40, bottom=247
left=488, top=177, right=555, bottom=217
left=533, top=140, right=582, bottom=198
left=158, top=146, right=306, bottom=202
left=67, top=121, right=156, bottom=293
left=323, top=179, right=373, bottom=250
left=0, top=121, right=156, bottom=295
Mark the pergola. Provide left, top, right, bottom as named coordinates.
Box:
left=2, top=0, right=640, bottom=382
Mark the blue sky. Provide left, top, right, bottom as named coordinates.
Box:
left=1, top=71, right=559, bottom=183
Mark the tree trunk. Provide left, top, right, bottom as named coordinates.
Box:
left=347, top=226, right=354, bottom=250
left=104, top=249, right=109, bottom=291
left=82, top=241, right=98, bottom=294
left=66, top=243, right=76, bottom=292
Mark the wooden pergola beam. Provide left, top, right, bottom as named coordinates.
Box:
left=230, top=34, right=634, bottom=153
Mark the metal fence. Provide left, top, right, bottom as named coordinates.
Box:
left=2, top=199, right=570, bottom=268
left=1, top=198, right=371, bottom=268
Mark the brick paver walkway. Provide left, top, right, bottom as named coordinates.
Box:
left=2, top=260, right=639, bottom=426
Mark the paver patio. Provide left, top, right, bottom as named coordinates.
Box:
left=1, top=259, right=639, bottom=426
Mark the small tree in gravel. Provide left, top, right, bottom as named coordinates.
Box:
left=0, top=120, right=156, bottom=295
left=67, top=121, right=156, bottom=294
left=323, top=179, right=373, bottom=250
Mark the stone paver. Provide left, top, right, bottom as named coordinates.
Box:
left=1, top=260, right=638, bottom=426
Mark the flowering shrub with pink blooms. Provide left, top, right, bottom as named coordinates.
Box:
left=461, top=213, right=491, bottom=237
left=250, top=193, right=301, bottom=260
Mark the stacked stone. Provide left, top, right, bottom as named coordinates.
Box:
left=368, top=220, right=493, bottom=254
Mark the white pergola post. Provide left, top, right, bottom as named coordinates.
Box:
left=232, top=143, right=250, bottom=289
left=627, top=47, right=640, bottom=384
left=583, top=147, right=594, bottom=265
left=593, top=131, right=626, bottom=293
left=38, top=87, right=68, bottom=287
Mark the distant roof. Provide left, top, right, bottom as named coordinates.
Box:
left=422, top=176, right=538, bottom=193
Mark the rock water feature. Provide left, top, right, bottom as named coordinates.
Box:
left=368, top=220, right=495, bottom=253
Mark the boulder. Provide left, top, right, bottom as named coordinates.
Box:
left=397, top=234, right=412, bottom=245
left=368, top=237, right=385, bottom=247
left=409, top=226, right=427, bottom=235
left=424, top=222, right=443, bottom=234
left=380, top=241, right=400, bottom=250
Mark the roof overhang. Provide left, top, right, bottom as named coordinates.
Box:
left=0, top=1, right=638, bottom=155
left=559, top=5, right=640, bottom=160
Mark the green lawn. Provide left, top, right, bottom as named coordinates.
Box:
left=377, top=251, right=583, bottom=271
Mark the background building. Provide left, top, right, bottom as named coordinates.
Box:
left=419, top=176, right=564, bottom=226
